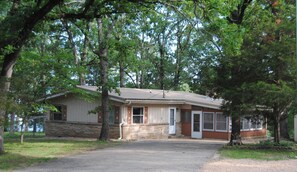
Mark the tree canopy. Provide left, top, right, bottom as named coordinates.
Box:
left=0, top=0, right=295, bottom=152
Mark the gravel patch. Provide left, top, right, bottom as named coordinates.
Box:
left=202, top=157, right=297, bottom=172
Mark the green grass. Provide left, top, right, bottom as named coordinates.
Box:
left=1, top=132, right=120, bottom=171
left=220, top=140, right=297, bottom=160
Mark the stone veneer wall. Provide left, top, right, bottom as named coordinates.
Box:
left=45, top=121, right=119, bottom=138
left=122, top=123, right=182, bottom=140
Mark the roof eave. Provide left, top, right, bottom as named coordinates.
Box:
left=36, top=91, right=70, bottom=102
left=122, top=99, right=185, bottom=105
left=185, top=100, right=221, bottom=110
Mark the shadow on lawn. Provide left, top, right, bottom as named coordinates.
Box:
left=0, top=152, right=54, bottom=170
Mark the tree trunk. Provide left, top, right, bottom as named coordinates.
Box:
left=229, top=115, right=242, bottom=145
left=99, top=47, right=110, bottom=140
left=274, top=114, right=281, bottom=144
left=97, top=18, right=111, bottom=141
left=62, top=20, right=79, bottom=65
left=136, top=71, right=140, bottom=88
left=4, top=113, right=8, bottom=132
left=174, top=31, right=181, bottom=88
left=0, top=0, right=62, bottom=154
left=119, top=62, right=125, bottom=87
left=159, top=45, right=165, bottom=90
left=0, top=61, right=15, bottom=154
left=79, top=23, right=90, bottom=86
left=0, top=128, right=3, bottom=154
left=33, top=119, right=37, bottom=133
left=24, top=119, right=29, bottom=132
left=9, top=112, right=15, bottom=135
left=62, top=19, right=87, bottom=85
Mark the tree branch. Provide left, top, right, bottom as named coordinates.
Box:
left=227, top=0, right=253, bottom=25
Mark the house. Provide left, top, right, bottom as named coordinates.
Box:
left=43, top=85, right=267, bottom=140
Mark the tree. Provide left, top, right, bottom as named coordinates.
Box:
left=210, top=0, right=295, bottom=144
left=95, top=16, right=112, bottom=141
left=0, top=0, right=63, bottom=154
left=0, top=0, right=165, bottom=153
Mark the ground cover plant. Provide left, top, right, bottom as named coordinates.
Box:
left=220, top=140, right=297, bottom=160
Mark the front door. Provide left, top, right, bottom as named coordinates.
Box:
left=191, top=111, right=202, bottom=138
left=169, top=107, right=176, bottom=134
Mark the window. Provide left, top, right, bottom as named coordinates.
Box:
left=256, top=120, right=262, bottom=129
left=109, top=108, right=115, bottom=125
left=240, top=116, right=263, bottom=130
left=203, top=112, right=214, bottom=130
left=216, top=113, right=227, bottom=131
left=252, top=118, right=262, bottom=130
left=50, top=105, right=66, bottom=121
left=133, top=107, right=143, bottom=124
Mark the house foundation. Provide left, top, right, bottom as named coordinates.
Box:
left=45, top=121, right=119, bottom=139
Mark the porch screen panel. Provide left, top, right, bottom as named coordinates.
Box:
left=203, top=112, right=214, bottom=130
left=240, top=117, right=250, bottom=130
left=256, top=119, right=262, bottom=129
left=251, top=118, right=262, bottom=129
left=216, top=113, right=227, bottom=131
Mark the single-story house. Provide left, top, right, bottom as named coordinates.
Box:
left=43, top=85, right=267, bottom=140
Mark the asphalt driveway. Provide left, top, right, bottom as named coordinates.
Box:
left=16, top=139, right=225, bottom=172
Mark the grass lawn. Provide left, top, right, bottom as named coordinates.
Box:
left=220, top=140, right=297, bottom=160
left=0, top=132, right=119, bottom=171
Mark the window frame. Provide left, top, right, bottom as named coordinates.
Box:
left=50, top=105, right=65, bottom=121
left=132, top=106, right=144, bottom=124
left=203, top=112, right=214, bottom=131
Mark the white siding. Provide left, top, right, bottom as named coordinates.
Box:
left=294, top=115, right=297, bottom=142
left=121, top=106, right=127, bottom=123
left=121, top=105, right=182, bottom=124
left=148, top=106, right=168, bottom=124
left=176, top=109, right=180, bottom=123
left=50, top=95, right=98, bottom=123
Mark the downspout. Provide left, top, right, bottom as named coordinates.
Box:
left=118, top=118, right=126, bottom=140
left=118, top=100, right=131, bottom=140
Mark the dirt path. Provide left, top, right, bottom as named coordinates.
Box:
left=202, top=156, right=297, bottom=172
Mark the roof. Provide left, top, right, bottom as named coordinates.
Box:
left=77, top=85, right=223, bottom=109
